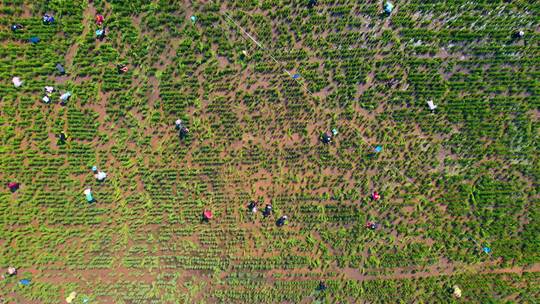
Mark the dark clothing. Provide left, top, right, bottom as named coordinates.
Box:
left=11, top=24, right=23, bottom=32
left=179, top=127, right=189, bottom=139
left=321, top=133, right=332, bottom=144
left=248, top=201, right=257, bottom=212
left=263, top=205, right=272, bottom=217
left=308, top=0, right=317, bottom=8
left=276, top=217, right=287, bottom=227
left=59, top=132, right=67, bottom=143
left=56, top=63, right=65, bottom=75
left=318, top=281, right=327, bottom=291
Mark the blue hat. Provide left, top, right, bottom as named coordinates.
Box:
left=92, top=166, right=98, bottom=172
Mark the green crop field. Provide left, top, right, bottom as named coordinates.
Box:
left=1, top=0, right=539, bottom=303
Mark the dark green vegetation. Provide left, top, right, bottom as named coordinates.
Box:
left=1, top=0, right=539, bottom=303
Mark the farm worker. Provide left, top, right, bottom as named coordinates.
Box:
left=276, top=215, right=288, bottom=227
left=175, top=119, right=189, bottom=139
left=374, top=145, right=383, bottom=153
left=11, top=24, right=23, bottom=32
left=248, top=201, right=258, bottom=213
left=384, top=2, right=394, bottom=14
left=60, top=92, right=72, bottom=104
left=308, top=0, right=317, bottom=9
left=44, top=86, right=54, bottom=95
left=317, top=281, right=327, bottom=291
left=331, top=128, right=338, bottom=136
left=59, top=132, right=68, bottom=143
left=366, top=222, right=378, bottom=230
left=117, top=64, right=128, bottom=74
left=95, top=14, right=104, bottom=26
left=8, top=182, right=20, bottom=192
left=19, top=279, right=30, bottom=286
left=515, top=30, right=524, bottom=39
left=191, top=15, right=197, bottom=22
left=12, top=77, right=23, bottom=87
left=84, top=188, right=94, bottom=203
left=372, top=191, right=380, bottom=201
left=95, top=170, right=107, bottom=182
left=202, top=210, right=213, bottom=221
left=91, top=166, right=107, bottom=181
left=43, top=14, right=55, bottom=24
left=96, top=29, right=105, bottom=40
left=56, top=63, right=66, bottom=75
left=7, top=267, right=17, bottom=276
left=66, top=291, right=77, bottom=303
left=263, top=204, right=272, bottom=217
left=427, top=99, right=437, bottom=111
left=452, top=285, right=462, bottom=298
left=321, top=132, right=332, bottom=144
left=42, top=95, right=51, bottom=103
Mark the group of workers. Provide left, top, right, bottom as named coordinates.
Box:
left=84, top=166, right=108, bottom=203
left=248, top=201, right=286, bottom=226
left=247, top=201, right=273, bottom=217
left=5, top=6, right=515, bottom=298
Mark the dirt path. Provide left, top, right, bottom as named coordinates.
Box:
left=65, top=3, right=96, bottom=68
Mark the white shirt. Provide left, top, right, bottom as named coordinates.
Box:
left=12, top=77, right=23, bottom=87
left=95, top=171, right=107, bottom=181
left=427, top=100, right=437, bottom=110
